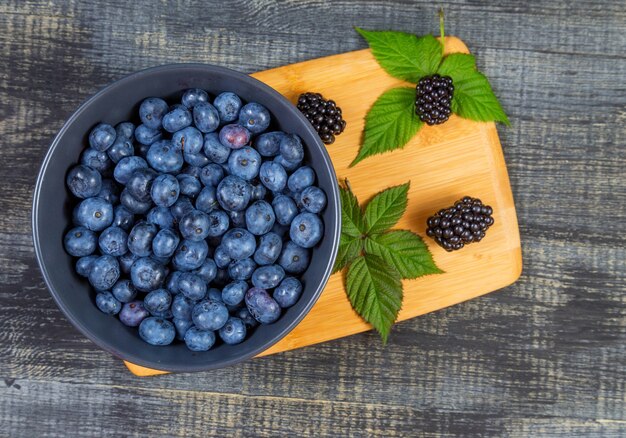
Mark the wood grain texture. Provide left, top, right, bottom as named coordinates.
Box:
left=126, top=38, right=522, bottom=376
left=0, top=0, right=625, bottom=436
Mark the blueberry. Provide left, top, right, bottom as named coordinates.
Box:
left=151, top=174, right=180, bottom=208
left=254, top=131, right=285, bottom=157
left=272, top=195, right=298, bottom=226
left=274, top=154, right=301, bottom=172
left=253, top=232, right=283, bottom=265
left=114, top=156, right=148, bottom=184
left=216, top=175, right=251, bottom=212
left=245, top=287, right=281, bottom=324
left=171, top=294, right=195, bottom=320
left=115, top=122, right=135, bottom=139
left=279, top=134, right=304, bottom=163
left=176, top=174, right=202, bottom=198
left=184, top=327, right=216, bottom=351
left=213, top=245, right=232, bottom=269
left=203, top=132, right=231, bottom=163
left=64, top=226, right=97, bottom=257
left=228, top=146, right=261, bottom=181
left=193, top=102, right=220, bottom=133
left=228, top=258, right=257, bottom=281
left=98, top=179, right=120, bottom=204
left=219, top=317, right=247, bottom=345
left=162, top=106, right=192, bottom=133
left=259, top=161, right=287, bottom=192
left=152, top=228, right=180, bottom=258
left=112, top=279, right=137, bottom=303
left=128, top=222, right=158, bottom=257
left=172, top=126, right=203, bottom=154
left=173, top=317, right=193, bottom=340
left=273, top=277, right=303, bottom=308
left=172, top=239, right=208, bottom=271
left=271, top=222, right=290, bottom=239
left=81, top=148, right=113, bottom=174
left=228, top=210, right=246, bottom=228
left=147, top=140, right=184, bottom=173
left=144, top=288, right=172, bottom=314
left=235, top=307, right=258, bottom=328
left=113, top=205, right=134, bottom=231
left=207, top=288, right=223, bottom=302
left=98, top=226, right=128, bottom=256
left=126, top=168, right=157, bottom=202
left=179, top=210, right=210, bottom=241
left=195, top=186, right=218, bottom=213
left=290, top=212, right=323, bottom=248
left=139, top=97, right=169, bottom=129
left=66, top=164, right=102, bottom=199
left=106, top=137, right=134, bottom=164
left=178, top=272, right=207, bottom=300
left=134, top=124, right=163, bottom=145
left=89, top=123, right=116, bottom=152
left=218, top=281, right=247, bottom=307
left=139, top=317, right=175, bottom=346
left=221, top=228, right=256, bottom=260
left=287, top=166, right=315, bottom=192
left=219, top=124, right=250, bottom=149
left=181, top=88, right=209, bottom=109
left=170, top=196, right=194, bottom=222
left=299, top=186, right=327, bottom=214
left=88, top=255, right=120, bottom=290
left=251, top=180, right=267, bottom=201
left=213, top=92, right=242, bottom=122
left=76, top=255, right=98, bottom=277
left=120, top=188, right=153, bottom=215
left=192, top=299, right=229, bottom=331
left=183, top=149, right=211, bottom=167
left=119, top=301, right=149, bottom=327
left=182, top=164, right=202, bottom=179
left=245, top=200, right=275, bottom=235
left=278, top=241, right=311, bottom=274
left=130, top=256, right=166, bottom=291
left=145, top=207, right=173, bottom=230
left=238, top=102, right=271, bottom=134
left=165, top=270, right=183, bottom=294
left=251, top=264, right=285, bottom=289
left=95, top=291, right=121, bottom=315
left=75, top=197, right=114, bottom=231
left=118, top=252, right=139, bottom=275
left=199, top=163, right=224, bottom=187
left=193, top=258, right=217, bottom=283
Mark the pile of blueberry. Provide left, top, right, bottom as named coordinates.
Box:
left=64, top=88, right=327, bottom=351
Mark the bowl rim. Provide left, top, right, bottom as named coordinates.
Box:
left=32, top=63, right=341, bottom=372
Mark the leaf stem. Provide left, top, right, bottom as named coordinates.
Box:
left=344, top=177, right=353, bottom=193
left=439, top=8, right=445, bottom=53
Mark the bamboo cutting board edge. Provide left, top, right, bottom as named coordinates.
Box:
left=124, top=37, right=522, bottom=376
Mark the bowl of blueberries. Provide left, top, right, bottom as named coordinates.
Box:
left=32, top=64, right=341, bottom=372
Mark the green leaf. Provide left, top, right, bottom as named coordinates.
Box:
left=364, top=183, right=410, bottom=234
left=333, top=235, right=363, bottom=274
left=365, top=230, right=443, bottom=279
left=351, top=87, right=422, bottom=167
left=451, top=70, right=510, bottom=125
left=339, top=185, right=366, bottom=238
left=346, top=254, right=403, bottom=344
left=437, top=53, right=476, bottom=80
left=356, top=29, right=442, bottom=83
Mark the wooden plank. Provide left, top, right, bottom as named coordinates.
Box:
left=126, top=37, right=521, bottom=376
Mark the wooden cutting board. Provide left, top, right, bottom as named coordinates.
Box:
left=125, top=37, right=522, bottom=376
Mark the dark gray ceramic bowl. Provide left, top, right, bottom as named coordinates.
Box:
left=32, top=64, right=340, bottom=372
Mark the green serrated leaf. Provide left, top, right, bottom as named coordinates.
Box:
left=437, top=53, right=476, bottom=80
left=351, top=87, right=422, bottom=167
left=339, top=185, right=366, bottom=238
left=451, top=70, right=510, bottom=125
left=333, top=235, right=363, bottom=274
left=356, top=29, right=442, bottom=83
left=346, top=254, right=403, bottom=344
left=365, top=230, right=443, bottom=279
left=364, top=183, right=410, bottom=234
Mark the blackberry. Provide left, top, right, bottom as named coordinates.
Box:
left=415, top=74, right=454, bottom=126
left=296, top=92, right=346, bottom=145
left=426, top=196, right=494, bottom=252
